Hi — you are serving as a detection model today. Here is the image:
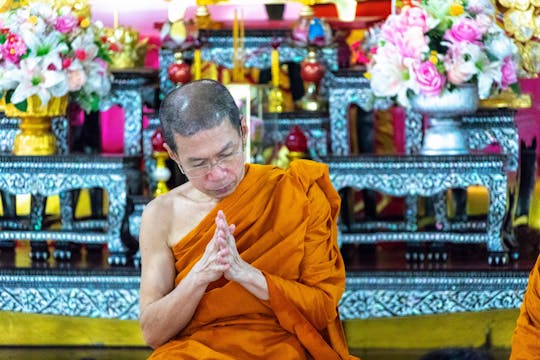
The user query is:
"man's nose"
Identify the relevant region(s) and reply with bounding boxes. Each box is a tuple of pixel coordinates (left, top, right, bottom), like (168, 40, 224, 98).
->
(206, 161, 227, 180)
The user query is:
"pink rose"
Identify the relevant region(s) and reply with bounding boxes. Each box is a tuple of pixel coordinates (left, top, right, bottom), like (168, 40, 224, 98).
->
(446, 63, 472, 85)
(403, 7, 429, 32)
(395, 26, 428, 59)
(380, 14, 407, 45)
(443, 46, 476, 85)
(443, 18, 483, 44)
(67, 69, 87, 91)
(500, 57, 517, 89)
(55, 14, 78, 34)
(475, 14, 492, 34)
(414, 61, 445, 96)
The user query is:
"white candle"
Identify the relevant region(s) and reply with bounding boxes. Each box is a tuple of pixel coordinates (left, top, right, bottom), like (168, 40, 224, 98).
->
(113, 8, 118, 28)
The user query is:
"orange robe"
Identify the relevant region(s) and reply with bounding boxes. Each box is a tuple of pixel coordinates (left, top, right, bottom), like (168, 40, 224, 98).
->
(149, 160, 358, 360)
(511, 255, 540, 359)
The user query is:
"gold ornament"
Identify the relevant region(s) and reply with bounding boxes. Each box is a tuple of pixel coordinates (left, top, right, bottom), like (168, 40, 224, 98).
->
(0, 0, 12, 12)
(54, 0, 91, 18)
(497, 0, 540, 78)
(101, 26, 149, 69)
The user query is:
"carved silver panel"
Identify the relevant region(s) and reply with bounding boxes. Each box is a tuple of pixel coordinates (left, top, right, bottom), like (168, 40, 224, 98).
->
(0, 269, 526, 321)
(105, 89, 142, 156)
(142, 115, 161, 192)
(100, 70, 158, 157)
(262, 112, 329, 159)
(463, 110, 519, 172)
(404, 111, 423, 155)
(340, 271, 527, 319)
(0, 155, 139, 264)
(325, 154, 508, 254)
(327, 71, 375, 155)
(0, 272, 140, 320)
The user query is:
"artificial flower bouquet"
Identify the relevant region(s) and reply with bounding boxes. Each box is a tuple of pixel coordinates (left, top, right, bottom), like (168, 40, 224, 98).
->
(367, 0, 520, 108)
(0, 1, 112, 112)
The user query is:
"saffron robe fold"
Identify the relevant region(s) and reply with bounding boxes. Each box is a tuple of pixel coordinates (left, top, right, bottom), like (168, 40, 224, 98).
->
(149, 160, 358, 360)
(511, 254, 540, 359)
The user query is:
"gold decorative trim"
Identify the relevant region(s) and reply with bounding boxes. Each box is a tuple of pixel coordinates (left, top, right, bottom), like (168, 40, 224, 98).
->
(479, 91, 532, 110)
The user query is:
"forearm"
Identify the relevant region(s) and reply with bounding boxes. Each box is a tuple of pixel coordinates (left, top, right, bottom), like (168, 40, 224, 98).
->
(140, 272, 206, 348)
(236, 265, 269, 300)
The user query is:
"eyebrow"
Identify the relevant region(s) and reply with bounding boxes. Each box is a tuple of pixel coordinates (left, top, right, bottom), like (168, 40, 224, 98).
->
(186, 141, 235, 162)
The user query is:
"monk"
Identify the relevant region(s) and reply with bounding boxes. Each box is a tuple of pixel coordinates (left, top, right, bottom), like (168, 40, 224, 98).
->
(510, 254, 540, 359)
(138, 79, 358, 359)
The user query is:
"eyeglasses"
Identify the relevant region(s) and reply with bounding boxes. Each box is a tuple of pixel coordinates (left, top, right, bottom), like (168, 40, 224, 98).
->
(179, 146, 244, 178)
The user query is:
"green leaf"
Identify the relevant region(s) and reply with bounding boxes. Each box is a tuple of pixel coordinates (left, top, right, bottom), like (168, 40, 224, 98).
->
(0, 33, 6, 44)
(5, 89, 14, 104)
(510, 83, 521, 94)
(14, 99, 28, 112)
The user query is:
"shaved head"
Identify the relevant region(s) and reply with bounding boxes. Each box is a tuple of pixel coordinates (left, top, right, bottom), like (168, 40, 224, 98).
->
(159, 80, 241, 153)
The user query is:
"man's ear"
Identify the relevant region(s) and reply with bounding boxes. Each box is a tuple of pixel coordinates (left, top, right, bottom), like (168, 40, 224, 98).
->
(163, 142, 179, 163)
(240, 116, 249, 143)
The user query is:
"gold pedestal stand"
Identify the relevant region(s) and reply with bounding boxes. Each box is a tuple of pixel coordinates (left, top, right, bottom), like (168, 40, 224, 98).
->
(152, 152, 170, 198)
(5, 95, 68, 156)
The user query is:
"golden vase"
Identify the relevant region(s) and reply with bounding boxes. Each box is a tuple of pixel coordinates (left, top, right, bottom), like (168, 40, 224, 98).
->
(4, 95, 68, 155)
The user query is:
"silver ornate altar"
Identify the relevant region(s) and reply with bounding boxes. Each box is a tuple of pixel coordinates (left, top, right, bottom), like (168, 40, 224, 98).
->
(159, 29, 338, 97)
(405, 108, 519, 171)
(327, 69, 376, 156)
(340, 270, 527, 319)
(102, 68, 159, 157)
(0, 266, 527, 320)
(0, 155, 140, 265)
(263, 111, 329, 159)
(324, 154, 509, 264)
(0, 269, 140, 319)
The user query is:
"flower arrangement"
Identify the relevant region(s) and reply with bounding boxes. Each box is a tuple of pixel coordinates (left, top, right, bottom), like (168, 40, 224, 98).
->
(0, 1, 112, 112)
(367, 0, 519, 108)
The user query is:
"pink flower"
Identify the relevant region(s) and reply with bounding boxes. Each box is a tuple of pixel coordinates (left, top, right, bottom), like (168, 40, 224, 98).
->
(55, 14, 78, 34)
(380, 15, 407, 45)
(500, 57, 517, 89)
(414, 61, 445, 96)
(93, 57, 108, 69)
(394, 26, 429, 59)
(443, 45, 477, 85)
(446, 63, 472, 85)
(403, 7, 429, 32)
(443, 18, 482, 44)
(0, 33, 27, 64)
(74, 49, 86, 61)
(67, 68, 87, 91)
(475, 14, 492, 34)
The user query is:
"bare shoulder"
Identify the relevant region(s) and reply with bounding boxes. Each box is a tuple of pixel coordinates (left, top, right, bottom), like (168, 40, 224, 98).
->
(140, 182, 218, 248)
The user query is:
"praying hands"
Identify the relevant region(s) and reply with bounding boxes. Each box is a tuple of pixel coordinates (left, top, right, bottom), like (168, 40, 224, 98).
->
(196, 210, 269, 300)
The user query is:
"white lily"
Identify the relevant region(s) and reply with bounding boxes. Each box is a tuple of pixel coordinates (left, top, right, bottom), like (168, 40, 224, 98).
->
(0, 63, 20, 92)
(478, 58, 502, 99)
(71, 31, 99, 62)
(20, 29, 68, 70)
(10, 57, 67, 105)
(83, 60, 111, 97)
(370, 45, 419, 107)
